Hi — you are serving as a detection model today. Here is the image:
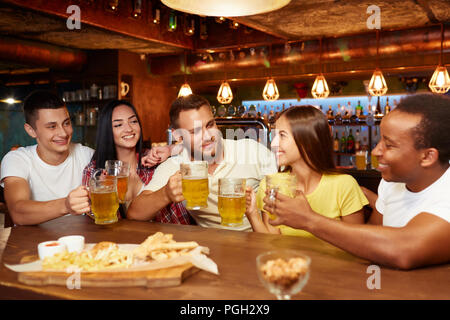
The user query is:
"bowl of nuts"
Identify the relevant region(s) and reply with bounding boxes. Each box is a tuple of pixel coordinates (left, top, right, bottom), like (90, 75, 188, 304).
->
(256, 249, 311, 300)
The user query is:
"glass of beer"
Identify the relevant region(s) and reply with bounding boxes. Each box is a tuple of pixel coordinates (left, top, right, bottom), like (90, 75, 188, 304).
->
(355, 150, 368, 170)
(180, 161, 209, 210)
(105, 160, 130, 204)
(89, 169, 119, 225)
(371, 153, 379, 170)
(265, 172, 298, 220)
(218, 178, 246, 227)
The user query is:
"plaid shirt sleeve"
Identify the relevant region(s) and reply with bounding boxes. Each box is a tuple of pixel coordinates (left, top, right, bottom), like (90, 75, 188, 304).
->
(137, 166, 195, 225)
(82, 160, 97, 187)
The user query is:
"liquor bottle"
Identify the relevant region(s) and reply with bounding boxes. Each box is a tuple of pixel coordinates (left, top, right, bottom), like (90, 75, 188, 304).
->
(384, 97, 391, 115)
(238, 105, 246, 117)
(340, 131, 347, 153)
(347, 129, 355, 154)
(268, 110, 276, 124)
(362, 136, 369, 151)
(355, 100, 364, 117)
(227, 105, 236, 116)
(355, 129, 361, 152)
(373, 126, 379, 150)
(282, 103, 286, 111)
(327, 105, 334, 118)
(375, 96, 382, 115)
(333, 132, 340, 152)
(263, 105, 268, 118)
(248, 105, 257, 117)
(347, 101, 353, 117)
(216, 105, 226, 117)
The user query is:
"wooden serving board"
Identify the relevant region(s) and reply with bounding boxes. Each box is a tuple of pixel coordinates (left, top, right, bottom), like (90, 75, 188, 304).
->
(17, 256, 199, 288)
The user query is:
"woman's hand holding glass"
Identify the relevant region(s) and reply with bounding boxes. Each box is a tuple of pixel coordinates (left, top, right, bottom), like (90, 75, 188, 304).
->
(262, 189, 316, 230)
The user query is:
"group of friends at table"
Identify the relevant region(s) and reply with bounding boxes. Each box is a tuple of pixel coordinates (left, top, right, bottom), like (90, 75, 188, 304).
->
(0, 90, 449, 270)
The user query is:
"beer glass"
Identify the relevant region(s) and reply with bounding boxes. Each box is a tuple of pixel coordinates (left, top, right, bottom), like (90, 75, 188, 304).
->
(180, 161, 209, 210)
(105, 160, 130, 204)
(355, 150, 368, 170)
(265, 173, 298, 220)
(89, 169, 119, 225)
(371, 153, 379, 170)
(218, 178, 246, 227)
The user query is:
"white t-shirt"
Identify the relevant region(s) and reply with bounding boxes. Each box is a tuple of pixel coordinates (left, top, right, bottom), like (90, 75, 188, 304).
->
(0, 143, 94, 201)
(376, 167, 450, 227)
(143, 138, 278, 230)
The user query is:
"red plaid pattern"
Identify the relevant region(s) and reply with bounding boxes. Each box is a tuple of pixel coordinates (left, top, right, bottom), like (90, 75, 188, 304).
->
(82, 159, 194, 225)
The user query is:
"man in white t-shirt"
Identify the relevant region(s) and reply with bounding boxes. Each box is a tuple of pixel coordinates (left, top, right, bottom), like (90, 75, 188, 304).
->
(128, 94, 277, 230)
(0, 90, 94, 225)
(263, 93, 450, 270)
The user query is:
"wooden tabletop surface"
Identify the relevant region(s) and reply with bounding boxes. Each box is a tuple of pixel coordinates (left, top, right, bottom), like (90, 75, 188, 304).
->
(0, 215, 449, 300)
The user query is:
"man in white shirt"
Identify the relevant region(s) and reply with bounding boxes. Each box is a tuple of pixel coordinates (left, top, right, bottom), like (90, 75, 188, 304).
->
(263, 93, 450, 269)
(0, 91, 94, 225)
(128, 94, 277, 230)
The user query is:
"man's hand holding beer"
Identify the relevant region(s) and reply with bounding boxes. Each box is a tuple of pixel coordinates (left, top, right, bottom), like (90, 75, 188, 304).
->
(164, 171, 185, 203)
(65, 186, 91, 215)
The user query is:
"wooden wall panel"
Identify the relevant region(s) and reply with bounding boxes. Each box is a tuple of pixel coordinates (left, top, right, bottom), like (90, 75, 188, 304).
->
(118, 50, 176, 144)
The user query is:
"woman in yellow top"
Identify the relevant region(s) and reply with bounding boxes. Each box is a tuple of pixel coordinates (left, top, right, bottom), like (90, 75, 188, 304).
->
(245, 105, 368, 236)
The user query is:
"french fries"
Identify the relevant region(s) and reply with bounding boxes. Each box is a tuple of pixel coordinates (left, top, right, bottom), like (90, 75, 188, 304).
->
(41, 232, 199, 271)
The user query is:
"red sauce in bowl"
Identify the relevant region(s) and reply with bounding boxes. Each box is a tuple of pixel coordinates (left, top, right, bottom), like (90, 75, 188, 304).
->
(45, 242, 60, 247)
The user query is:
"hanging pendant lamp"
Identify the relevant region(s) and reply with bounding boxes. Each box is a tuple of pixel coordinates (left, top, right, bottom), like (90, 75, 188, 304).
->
(217, 81, 233, 104)
(429, 24, 450, 94)
(368, 30, 388, 96)
(263, 78, 280, 101)
(262, 45, 280, 101)
(178, 52, 193, 98)
(178, 83, 193, 97)
(311, 38, 330, 99)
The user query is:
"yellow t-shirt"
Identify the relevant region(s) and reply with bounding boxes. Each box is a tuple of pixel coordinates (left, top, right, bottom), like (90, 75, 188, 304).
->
(256, 173, 369, 237)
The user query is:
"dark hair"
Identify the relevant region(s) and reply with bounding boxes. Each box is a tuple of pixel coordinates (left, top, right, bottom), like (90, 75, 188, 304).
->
(395, 93, 450, 164)
(169, 94, 210, 128)
(91, 100, 147, 170)
(22, 90, 65, 127)
(278, 105, 338, 174)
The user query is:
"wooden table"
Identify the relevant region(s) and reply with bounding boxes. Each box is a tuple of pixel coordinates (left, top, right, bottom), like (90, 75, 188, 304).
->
(0, 215, 449, 300)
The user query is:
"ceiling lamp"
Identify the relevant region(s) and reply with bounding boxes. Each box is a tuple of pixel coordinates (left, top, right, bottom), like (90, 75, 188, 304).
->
(429, 24, 450, 94)
(183, 15, 195, 36)
(262, 78, 279, 101)
(217, 81, 233, 104)
(152, 6, 161, 24)
(132, 0, 142, 18)
(311, 38, 330, 99)
(0, 97, 21, 104)
(262, 45, 279, 101)
(168, 11, 177, 32)
(107, 0, 119, 12)
(368, 30, 388, 96)
(160, 0, 291, 17)
(178, 52, 193, 97)
(178, 83, 193, 97)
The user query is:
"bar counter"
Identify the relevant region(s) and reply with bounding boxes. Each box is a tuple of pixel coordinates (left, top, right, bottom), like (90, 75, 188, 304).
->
(0, 215, 449, 300)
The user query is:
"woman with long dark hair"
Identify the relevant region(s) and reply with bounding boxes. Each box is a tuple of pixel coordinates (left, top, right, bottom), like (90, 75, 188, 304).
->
(245, 105, 367, 236)
(82, 100, 193, 224)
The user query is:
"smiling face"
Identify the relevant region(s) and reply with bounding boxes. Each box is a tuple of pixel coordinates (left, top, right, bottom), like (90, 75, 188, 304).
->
(372, 110, 424, 184)
(175, 104, 222, 161)
(111, 104, 141, 150)
(271, 115, 302, 167)
(25, 107, 73, 156)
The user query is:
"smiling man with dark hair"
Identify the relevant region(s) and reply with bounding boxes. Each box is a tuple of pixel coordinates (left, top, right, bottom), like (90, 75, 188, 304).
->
(264, 93, 450, 270)
(0, 90, 94, 225)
